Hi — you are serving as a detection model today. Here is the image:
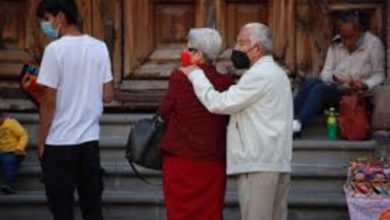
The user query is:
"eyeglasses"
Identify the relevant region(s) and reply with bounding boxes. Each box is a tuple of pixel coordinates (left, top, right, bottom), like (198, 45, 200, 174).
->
(188, 47, 198, 53)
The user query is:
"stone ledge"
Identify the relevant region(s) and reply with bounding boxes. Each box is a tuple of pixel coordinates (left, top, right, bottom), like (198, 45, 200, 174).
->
(0, 190, 346, 208)
(14, 162, 348, 179)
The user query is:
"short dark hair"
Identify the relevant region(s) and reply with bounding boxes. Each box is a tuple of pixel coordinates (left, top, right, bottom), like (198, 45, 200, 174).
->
(338, 11, 369, 32)
(37, 0, 79, 25)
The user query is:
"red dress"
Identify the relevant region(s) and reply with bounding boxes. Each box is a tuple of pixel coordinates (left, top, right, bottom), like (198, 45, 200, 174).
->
(158, 63, 234, 220)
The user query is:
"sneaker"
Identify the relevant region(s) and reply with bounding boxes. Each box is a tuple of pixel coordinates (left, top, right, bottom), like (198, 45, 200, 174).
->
(293, 119, 302, 139)
(1, 185, 16, 194)
(293, 119, 302, 132)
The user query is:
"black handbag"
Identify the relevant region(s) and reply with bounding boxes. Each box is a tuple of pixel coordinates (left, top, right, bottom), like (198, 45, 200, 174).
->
(126, 115, 164, 179)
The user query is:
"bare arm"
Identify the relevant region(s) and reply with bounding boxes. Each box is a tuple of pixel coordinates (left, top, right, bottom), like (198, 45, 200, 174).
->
(38, 86, 56, 157)
(103, 81, 114, 103)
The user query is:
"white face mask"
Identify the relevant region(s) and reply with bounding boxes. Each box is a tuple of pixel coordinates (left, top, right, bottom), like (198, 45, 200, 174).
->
(41, 21, 59, 39)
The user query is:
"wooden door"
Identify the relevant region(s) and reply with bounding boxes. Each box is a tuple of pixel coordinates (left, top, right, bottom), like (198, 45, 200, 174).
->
(123, 0, 210, 80)
(89, 0, 124, 83)
(0, 0, 123, 81)
(117, 0, 272, 108)
(214, 0, 270, 73)
(216, 0, 269, 49)
(123, 0, 271, 78)
(0, 0, 40, 80)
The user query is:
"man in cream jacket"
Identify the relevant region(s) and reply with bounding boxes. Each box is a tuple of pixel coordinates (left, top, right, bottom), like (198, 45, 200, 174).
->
(181, 23, 293, 220)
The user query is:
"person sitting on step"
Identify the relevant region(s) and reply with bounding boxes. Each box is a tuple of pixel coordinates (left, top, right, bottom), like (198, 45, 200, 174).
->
(293, 11, 385, 138)
(0, 113, 28, 194)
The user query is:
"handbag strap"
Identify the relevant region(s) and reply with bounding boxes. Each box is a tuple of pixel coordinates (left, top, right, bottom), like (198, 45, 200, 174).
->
(127, 113, 163, 186)
(129, 161, 161, 186)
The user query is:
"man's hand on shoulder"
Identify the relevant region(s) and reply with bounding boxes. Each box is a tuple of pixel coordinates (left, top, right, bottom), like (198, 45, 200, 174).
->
(180, 65, 200, 77)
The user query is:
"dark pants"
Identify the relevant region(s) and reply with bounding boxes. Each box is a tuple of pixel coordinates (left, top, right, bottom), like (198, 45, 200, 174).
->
(0, 152, 24, 187)
(294, 78, 346, 125)
(40, 141, 104, 220)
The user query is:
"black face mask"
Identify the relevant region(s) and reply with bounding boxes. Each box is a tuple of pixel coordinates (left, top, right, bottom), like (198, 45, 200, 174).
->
(230, 50, 250, 69)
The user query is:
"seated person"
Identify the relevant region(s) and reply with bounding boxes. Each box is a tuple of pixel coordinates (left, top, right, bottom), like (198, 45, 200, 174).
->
(0, 113, 29, 194)
(293, 11, 385, 137)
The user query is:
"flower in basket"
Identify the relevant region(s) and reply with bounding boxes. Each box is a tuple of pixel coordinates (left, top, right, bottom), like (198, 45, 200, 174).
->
(349, 170, 373, 195)
(371, 171, 388, 196)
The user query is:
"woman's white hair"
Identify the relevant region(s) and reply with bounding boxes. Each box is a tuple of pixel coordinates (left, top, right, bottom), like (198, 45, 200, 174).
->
(243, 23, 272, 52)
(187, 28, 222, 61)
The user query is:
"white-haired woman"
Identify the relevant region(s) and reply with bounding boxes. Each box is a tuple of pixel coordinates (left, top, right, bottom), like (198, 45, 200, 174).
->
(158, 28, 234, 220)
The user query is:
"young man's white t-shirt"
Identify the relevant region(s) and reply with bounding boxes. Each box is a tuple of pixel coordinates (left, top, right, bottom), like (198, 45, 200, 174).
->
(38, 35, 113, 146)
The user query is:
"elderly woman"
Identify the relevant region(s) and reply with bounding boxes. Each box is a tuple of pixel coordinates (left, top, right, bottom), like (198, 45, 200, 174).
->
(158, 28, 234, 220)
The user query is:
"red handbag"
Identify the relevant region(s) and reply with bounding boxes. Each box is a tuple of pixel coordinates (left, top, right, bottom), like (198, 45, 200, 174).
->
(338, 93, 371, 140)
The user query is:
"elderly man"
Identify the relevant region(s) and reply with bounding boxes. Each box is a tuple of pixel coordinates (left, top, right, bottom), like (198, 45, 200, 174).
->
(293, 11, 385, 136)
(182, 23, 293, 220)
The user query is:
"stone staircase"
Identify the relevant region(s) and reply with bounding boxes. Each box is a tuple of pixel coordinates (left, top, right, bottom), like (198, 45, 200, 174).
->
(0, 113, 378, 220)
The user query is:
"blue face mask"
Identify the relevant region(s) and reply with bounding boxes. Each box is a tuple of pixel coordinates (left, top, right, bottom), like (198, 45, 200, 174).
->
(41, 21, 59, 39)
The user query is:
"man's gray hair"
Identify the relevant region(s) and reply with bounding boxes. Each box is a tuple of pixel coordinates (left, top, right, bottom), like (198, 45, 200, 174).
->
(243, 23, 272, 52)
(187, 28, 222, 61)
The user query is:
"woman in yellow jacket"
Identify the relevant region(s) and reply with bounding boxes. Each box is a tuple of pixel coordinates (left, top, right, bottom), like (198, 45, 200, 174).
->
(0, 113, 28, 194)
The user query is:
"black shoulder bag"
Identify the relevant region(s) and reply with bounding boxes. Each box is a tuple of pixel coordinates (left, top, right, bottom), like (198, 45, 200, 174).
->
(125, 115, 164, 183)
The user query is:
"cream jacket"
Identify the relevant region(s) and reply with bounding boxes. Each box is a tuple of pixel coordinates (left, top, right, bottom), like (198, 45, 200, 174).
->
(188, 56, 293, 174)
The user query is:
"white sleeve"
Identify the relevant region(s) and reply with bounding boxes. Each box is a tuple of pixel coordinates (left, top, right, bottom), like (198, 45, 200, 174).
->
(102, 44, 113, 83)
(320, 47, 335, 83)
(188, 68, 270, 115)
(37, 44, 61, 89)
(362, 40, 385, 89)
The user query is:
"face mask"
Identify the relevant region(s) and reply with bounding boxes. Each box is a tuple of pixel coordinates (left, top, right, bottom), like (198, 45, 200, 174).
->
(230, 50, 250, 69)
(180, 50, 192, 67)
(41, 21, 59, 39)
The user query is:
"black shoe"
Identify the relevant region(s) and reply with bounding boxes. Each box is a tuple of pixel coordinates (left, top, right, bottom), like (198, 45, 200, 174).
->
(1, 185, 16, 194)
(293, 131, 302, 139)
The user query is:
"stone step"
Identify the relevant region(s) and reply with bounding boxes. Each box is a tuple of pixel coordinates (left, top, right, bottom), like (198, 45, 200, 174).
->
(6, 112, 376, 139)
(0, 98, 37, 111)
(0, 112, 362, 220)
(4, 112, 150, 124)
(3, 112, 378, 165)
(126, 48, 233, 80)
(20, 138, 376, 165)
(0, 62, 24, 79)
(0, 88, 25, 99)
(0, 189, 348, 220)
(7, 162, 348, 192)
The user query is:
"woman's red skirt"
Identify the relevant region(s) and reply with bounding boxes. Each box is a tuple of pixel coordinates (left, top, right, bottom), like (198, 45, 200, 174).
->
(163, 156, 227, 220)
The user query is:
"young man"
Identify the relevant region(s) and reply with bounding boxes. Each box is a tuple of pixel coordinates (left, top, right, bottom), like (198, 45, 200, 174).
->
(0, 113, 28, 194)
(36, 0, 114, 219)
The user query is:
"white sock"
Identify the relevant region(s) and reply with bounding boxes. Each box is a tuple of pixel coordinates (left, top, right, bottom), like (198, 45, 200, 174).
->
(293, 120, 302, 132)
